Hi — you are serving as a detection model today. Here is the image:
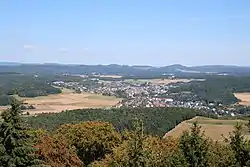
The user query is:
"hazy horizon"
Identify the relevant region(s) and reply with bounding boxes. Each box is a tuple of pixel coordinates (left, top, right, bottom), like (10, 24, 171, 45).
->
(1, 61, 250, 68)
(1, 1, 249, 66)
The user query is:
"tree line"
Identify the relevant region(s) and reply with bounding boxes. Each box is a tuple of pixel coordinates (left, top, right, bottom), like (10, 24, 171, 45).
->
(27, 107, 216, 136)
(1, 100, 250, 166)
(0, 74, 85, 105)
(170, 76, 250, 105)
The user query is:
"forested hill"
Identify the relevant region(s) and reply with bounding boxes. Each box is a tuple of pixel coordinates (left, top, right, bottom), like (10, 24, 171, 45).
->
(0, 63, 250, 76)
(170, 76, 250, 105)
(27, 107, 215, 136)
(0, 74, 83, 105)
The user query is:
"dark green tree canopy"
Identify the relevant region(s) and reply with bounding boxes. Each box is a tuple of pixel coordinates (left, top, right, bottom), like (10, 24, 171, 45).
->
(0, 99, 43, 167)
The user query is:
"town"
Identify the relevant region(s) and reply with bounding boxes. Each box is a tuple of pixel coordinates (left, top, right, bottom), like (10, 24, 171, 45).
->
(52, 76, 246, 117)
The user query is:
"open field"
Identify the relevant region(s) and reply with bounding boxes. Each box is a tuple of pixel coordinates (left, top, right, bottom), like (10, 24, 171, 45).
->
(99, 75, 123, 78)
(234, 93, 250, 106)
(124, 78, 193, 84)
(18, 88, 121, 115)
(0, 88, 121, 115)
(92, 74, 123, 78)
(164, 116, 250, 141)
(150, 79, 193, 84)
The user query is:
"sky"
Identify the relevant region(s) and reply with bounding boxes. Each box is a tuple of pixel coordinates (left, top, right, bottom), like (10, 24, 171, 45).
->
(0, 0, 249, 66)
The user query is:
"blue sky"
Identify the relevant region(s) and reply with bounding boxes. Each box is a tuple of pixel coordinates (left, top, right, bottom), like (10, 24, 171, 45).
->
(0, 0, 249, 66)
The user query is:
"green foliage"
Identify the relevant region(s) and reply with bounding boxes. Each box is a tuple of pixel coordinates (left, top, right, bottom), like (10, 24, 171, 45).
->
(144, 136, 180, 167)
(170, 76, 250, 105)
(12, 111, 250, 166)
(20, 105, 36, 110)
(226, 123, 250, 167)
(0, 99, 43, 167)
(27, 107, 214, 136)
(56, 121, 121, 166)
(0, 74, 63, 105)
(124, 119, 150, 167)
(209, 142, 236, 167)
(178, 122, 211, 167)
(114, 90, 127, 98)
(92, 119, 151, 167)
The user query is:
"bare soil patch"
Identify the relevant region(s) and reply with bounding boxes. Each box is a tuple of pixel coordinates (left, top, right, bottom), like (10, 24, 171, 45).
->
(234, 93, 250, 106)
(164, 116, 250, 142)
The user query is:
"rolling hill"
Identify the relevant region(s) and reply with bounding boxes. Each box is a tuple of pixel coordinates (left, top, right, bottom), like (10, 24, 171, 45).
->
(0, 63, 250, 76)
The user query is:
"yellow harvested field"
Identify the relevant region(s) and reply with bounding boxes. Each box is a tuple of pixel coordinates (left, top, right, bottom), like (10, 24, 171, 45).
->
(164, 116, 250, 142)
(150, 79, 192, 84)
(234, 93, 250, 106)
(20, 92, 121, 115)
(125, 78, 193, 85)
(0, 88, 121, 115)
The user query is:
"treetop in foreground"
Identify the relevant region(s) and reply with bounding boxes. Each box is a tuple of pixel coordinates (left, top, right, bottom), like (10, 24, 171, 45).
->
(0, 99, 43, 167)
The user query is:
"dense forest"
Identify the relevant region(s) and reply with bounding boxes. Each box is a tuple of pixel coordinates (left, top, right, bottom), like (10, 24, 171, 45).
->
(170, 76, 250, 105)
(1, 100, 250, 167)
(0, 74, 84, 105)
(27, 107, 215, 136)
(0, 74, 61, 105)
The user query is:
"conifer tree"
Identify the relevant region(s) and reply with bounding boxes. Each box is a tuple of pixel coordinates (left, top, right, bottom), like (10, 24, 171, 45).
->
(227, 123, 250, 167)
(126, 119, 149, 167)
(0, 99, 43, 167)
(179, 122, 210, 167)
(91, 119, 150, 167)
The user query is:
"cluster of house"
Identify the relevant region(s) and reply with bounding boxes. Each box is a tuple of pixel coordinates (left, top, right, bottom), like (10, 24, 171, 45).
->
(52, 79, 239, 117)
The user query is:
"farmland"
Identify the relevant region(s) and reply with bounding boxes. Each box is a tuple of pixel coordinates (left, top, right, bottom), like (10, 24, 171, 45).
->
(164, 116, 250, 141)
(98, 75, 123, 78)
(124, 78, 193, 84)
(235, 93, 250, 106)
(18, 88, 121, 115)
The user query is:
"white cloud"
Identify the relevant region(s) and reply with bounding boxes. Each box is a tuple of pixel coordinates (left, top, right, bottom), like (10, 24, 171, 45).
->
(59, 47, 69, 52)
(83, 48, 89, 51)
(23, 45, 36, 49)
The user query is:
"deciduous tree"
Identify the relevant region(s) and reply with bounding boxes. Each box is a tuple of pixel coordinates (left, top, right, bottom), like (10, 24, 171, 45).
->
(35, 134, 83, 167)
(56, 121, 121, 166)
(92, 119, 152, 167)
